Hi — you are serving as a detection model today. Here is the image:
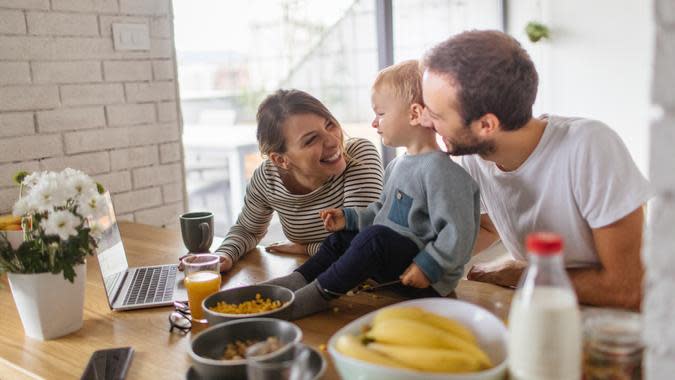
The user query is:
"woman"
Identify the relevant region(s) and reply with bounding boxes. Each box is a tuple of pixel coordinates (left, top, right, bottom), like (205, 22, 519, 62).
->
(214, 89, 384, 272)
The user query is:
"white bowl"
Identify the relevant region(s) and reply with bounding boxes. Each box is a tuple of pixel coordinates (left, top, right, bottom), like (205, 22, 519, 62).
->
(328, 298, 508, 380)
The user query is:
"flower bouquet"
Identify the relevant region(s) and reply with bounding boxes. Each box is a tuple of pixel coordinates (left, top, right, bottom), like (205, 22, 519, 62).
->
(0, 168, 107, 340)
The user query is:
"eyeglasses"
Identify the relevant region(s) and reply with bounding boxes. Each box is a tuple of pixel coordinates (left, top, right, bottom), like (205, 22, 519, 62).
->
(169, 301, 192, 334)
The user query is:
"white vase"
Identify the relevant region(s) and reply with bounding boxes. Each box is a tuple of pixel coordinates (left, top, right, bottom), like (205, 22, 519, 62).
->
(7, 263, 86, 340)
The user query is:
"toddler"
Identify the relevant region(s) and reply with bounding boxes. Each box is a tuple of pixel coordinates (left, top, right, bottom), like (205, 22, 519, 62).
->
(265, 60, 480, 319)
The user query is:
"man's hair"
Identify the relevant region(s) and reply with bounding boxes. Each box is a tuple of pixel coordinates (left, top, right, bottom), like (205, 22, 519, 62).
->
(372, 59, 424, 106)
(423, 30, 538, 131)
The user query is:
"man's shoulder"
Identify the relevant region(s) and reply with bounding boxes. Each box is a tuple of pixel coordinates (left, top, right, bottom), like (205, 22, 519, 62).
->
(547, 115, 619, 145)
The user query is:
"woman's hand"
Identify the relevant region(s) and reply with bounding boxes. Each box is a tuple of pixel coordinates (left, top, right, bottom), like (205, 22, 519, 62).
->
(218, 255, 233, 273)
(178, 254, 234, 273)
(266, 241, 307, 255)
(319, 208, 346, 231)
(400, 263, 431, 288)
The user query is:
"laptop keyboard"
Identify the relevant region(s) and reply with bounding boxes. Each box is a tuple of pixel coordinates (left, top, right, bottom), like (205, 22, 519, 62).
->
(122, 265, 176, 305)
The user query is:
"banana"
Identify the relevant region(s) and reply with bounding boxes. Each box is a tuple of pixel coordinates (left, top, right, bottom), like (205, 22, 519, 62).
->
(335, 335, 408, 369)
(0, 224, 22, 231)
(373, 307, 477, 345)
(365, 318, 492, 369)
(0, 214, 21, 229)
(368, 343, 482, 373)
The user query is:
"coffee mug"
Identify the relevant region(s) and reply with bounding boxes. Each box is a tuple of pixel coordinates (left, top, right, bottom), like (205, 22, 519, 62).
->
(179, 211, 214, 253)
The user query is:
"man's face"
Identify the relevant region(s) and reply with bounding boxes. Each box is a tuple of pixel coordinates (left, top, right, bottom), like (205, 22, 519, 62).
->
(421, 70, 495, 156)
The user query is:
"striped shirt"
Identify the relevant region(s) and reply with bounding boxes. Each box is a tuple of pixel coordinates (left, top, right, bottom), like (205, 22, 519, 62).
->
(215, 138, 384, 263)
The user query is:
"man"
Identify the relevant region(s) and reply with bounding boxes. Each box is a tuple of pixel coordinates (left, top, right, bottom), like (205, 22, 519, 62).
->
(420, 30, 651, 310)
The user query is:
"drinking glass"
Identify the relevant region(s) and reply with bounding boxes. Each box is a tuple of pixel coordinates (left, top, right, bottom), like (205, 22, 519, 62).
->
(246, 342, 311, 380)
(182, 254, 221, 322)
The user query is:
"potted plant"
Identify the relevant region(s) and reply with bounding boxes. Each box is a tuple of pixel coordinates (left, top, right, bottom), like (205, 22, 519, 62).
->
(0, 168, 106, 340)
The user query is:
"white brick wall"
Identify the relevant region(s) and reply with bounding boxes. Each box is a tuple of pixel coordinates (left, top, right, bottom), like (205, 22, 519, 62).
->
(26, 12, 99, 36)
(0, 1, 186, 228)
(106, 103, 155, 126)
(0, 62, 30, 85)
(103, 60, 152, 81)
(0, 9, 26, 34)
(33, 61, 102, 83)
(0, 113, 34, 137)
(645, 0, 675, 376)
(37, 106, 106, 132)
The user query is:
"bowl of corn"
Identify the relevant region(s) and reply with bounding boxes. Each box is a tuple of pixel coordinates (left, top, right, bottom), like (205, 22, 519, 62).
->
(203, 284, 295, 325)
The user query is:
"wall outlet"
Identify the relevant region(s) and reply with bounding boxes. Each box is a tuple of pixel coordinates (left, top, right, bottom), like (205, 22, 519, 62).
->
(112, 23, 150, 51)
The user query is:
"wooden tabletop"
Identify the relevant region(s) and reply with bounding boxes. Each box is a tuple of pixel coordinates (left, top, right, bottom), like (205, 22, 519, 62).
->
(0, 222, 514, 380)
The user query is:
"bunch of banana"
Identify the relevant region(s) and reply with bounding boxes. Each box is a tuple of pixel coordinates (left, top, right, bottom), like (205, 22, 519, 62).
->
(335, 306, 493, 373)
(0, 214, 22, 231)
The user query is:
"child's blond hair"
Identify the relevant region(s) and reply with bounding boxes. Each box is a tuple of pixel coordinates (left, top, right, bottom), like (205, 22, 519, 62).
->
(372, 59, 424, 106)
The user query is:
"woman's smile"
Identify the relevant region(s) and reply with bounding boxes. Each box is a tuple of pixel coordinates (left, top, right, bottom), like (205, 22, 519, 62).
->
(320, 150, 342, 165)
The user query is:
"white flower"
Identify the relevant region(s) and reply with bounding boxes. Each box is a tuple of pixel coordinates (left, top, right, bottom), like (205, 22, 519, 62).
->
(61, 168, 85, 179)
(21, 171, 44, 188)
(78, 193, 106, 218)
(67, 172, 97, 201)
(40, 210, 80, 241)
(32, 179, 68, 213)
(13, 195, 37, 216)
(88, 221, 103, 240)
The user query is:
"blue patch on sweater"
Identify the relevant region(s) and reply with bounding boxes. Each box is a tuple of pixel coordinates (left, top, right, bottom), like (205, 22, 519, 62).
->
(387, 189, 413, 227)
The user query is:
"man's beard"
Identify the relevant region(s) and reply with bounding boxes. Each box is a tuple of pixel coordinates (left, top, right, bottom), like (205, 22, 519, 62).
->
(445, 130, 496, 156)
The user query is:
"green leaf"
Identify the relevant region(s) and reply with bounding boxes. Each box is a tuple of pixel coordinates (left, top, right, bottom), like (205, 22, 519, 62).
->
(13, 170, 29, 185)
(525, 21, 550, 43)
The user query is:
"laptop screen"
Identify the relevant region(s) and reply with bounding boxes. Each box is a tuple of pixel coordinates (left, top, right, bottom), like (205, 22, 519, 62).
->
(95, 193, 129, 303)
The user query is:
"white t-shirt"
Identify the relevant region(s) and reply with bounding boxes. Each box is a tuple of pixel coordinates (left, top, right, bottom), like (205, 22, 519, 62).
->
(460, 115, 652, 266)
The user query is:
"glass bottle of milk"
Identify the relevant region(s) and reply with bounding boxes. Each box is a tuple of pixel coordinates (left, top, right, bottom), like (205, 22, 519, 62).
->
(508, 232, 582, 380)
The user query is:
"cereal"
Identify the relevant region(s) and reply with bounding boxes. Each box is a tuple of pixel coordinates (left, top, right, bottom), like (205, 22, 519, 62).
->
(209, 293, 285, 315)
(222, 336, 281, 360)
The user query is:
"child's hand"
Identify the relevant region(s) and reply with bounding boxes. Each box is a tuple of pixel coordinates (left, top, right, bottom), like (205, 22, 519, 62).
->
(400, 263, 431, 288)
(319, 208, 346, 231)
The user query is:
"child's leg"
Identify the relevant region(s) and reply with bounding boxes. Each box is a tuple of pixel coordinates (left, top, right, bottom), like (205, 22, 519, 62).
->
(290, 226, 418, 320)
(316, 225, 419, 295)
(260, 230, 358, 291)
(294, 230, 358, 283)
(260, 272, 307, 291)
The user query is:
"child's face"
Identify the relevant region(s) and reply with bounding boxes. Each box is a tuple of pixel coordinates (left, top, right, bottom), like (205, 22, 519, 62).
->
(371, 87, 411, 147)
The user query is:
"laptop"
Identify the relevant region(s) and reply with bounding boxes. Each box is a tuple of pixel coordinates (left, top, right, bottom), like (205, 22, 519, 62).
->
(95, 193, 187, 310)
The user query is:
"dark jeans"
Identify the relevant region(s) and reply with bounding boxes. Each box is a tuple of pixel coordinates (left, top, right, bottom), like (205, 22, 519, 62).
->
(295, 225, 441, 298)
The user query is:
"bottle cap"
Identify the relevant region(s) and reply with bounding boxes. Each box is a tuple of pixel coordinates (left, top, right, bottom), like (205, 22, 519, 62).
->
(526, 232, 563, 255)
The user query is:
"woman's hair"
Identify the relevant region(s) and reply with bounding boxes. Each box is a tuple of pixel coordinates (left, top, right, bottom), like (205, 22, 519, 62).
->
(256, 89, 343, 157)
(423, 30, 538, 131)
(372, 59, 424, 106)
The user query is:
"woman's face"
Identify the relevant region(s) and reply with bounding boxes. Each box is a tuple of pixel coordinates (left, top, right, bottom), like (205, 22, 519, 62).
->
(274, 112, 346, 187)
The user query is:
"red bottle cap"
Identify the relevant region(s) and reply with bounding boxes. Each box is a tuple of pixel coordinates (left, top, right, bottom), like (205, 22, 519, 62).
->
(526, 232, 563, 255)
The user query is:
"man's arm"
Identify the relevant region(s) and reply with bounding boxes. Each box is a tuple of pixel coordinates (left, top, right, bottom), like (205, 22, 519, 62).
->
(468, 207, 645, 310)
(472, 214, 499, 255)
(568, 206, 644, 310)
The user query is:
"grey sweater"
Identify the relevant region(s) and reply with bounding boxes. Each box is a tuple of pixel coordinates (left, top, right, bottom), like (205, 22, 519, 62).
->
(343, 151, 480, 296)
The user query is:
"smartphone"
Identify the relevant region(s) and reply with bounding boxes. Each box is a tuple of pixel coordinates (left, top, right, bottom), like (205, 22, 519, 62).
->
(80, 347, 134, 380)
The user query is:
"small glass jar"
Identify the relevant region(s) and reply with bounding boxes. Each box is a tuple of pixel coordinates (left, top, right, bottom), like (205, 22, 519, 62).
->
(582, 309, 643, 380)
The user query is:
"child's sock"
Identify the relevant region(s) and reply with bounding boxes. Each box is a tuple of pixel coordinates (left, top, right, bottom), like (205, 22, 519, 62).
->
(260, 271, 307, 291)
(290, 280, 332, 320)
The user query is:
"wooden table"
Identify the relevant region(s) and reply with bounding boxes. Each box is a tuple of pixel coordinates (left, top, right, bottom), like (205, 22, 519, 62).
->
(0, 222, 514, 380)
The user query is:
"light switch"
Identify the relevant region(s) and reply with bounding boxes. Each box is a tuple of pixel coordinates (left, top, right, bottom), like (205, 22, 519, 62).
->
(112, 23, 150, 51)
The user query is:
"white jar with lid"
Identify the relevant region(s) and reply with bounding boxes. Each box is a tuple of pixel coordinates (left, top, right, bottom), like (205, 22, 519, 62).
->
(508, 232, 582, 380)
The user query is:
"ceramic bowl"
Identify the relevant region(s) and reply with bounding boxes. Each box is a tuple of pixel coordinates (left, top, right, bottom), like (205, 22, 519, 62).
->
(202, 284, 295, 325)
(189, 317, 302, 380)
(328, 298, 508, 380)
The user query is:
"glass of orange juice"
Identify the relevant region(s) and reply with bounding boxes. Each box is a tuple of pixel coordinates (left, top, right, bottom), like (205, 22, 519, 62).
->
(182, 254, 222, 323)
